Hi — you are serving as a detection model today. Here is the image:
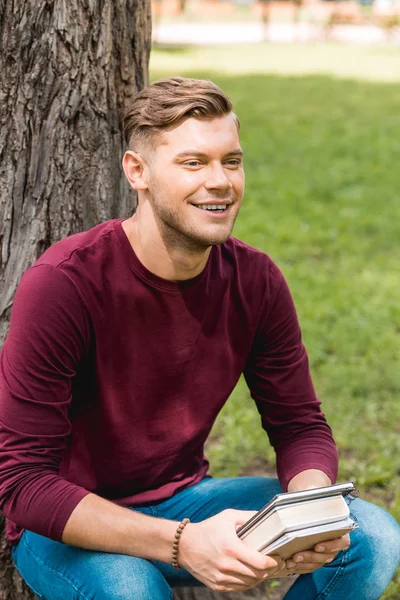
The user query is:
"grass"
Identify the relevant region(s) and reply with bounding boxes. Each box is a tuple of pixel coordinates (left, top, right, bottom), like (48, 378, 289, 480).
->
(150, 43, 400, 596)
(151, 43, 400, 83)
(150, 42, 400, 83)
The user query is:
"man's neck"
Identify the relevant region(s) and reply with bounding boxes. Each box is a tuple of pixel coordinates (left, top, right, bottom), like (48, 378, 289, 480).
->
(122, 214, 211, 282)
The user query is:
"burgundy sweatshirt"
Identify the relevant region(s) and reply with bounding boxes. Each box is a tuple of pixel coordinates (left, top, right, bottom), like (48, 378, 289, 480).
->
(0, 219, 338, 545)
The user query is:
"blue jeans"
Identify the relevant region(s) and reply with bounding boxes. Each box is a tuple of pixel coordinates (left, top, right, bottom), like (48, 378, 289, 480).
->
(12, 477, 400, 599)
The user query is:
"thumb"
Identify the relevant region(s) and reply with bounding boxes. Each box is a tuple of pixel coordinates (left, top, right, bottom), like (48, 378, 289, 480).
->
(228, 509, 258, 528)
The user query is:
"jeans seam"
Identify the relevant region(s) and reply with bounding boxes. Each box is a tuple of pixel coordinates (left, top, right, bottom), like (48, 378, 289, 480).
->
(315, 547, 350, 600)
(21, 535, 90, 600)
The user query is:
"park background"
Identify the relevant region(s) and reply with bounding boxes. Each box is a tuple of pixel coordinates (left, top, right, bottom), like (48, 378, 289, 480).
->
(150, 1, 400, 598)
(0, 1, 398, 598)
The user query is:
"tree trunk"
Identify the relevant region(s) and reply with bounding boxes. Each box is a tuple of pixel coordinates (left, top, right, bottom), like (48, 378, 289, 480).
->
(0, 0, 151, 597)
(0, 0, 151, 343)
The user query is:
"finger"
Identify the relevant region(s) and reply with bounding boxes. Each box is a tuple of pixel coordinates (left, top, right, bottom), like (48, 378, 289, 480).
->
(272, 559, 288, 573)
(294, 553, 338, 572)
(286, 551, 335, 569)
(314, 534, 351, 553)
(232, 541, 282, 571)
(219, 557, 278, 582)
(210, 566, 271, 592)
(268, 565, 288, 578)
(291, 555, 337, 572)
(222, 563, 267, 581)
(288, 562, 324, 574)
(230, 510, 259, 528)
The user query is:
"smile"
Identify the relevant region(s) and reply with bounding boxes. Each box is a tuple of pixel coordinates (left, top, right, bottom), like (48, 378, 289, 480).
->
(192, 204, 228, 212)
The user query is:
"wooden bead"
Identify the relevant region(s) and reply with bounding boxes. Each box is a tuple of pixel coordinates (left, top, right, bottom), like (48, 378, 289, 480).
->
(172, 518, 190, 570)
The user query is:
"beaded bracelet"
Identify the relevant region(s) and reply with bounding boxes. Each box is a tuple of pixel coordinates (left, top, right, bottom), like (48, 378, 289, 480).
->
(172, 517, 190, 570)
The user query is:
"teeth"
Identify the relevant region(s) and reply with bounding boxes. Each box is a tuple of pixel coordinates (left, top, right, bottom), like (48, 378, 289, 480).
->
(197, 204, 227, 211)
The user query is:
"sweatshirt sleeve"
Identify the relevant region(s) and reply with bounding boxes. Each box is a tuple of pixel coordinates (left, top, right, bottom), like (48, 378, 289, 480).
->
(0, 264, 91, 541)
(243, 261, 338, 491)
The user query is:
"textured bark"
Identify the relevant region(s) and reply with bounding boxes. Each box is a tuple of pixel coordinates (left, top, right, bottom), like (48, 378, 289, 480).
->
(0, 0, 151, 343)
(0, 515, 35, 600)
(0, 0, 151, 597)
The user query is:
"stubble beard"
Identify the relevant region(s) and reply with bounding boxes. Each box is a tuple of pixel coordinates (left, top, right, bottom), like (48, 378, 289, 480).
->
(150, 184, 239, 254)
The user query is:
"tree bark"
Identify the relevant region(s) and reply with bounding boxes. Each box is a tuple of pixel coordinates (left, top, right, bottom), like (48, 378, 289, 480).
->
(0, 0, 151, 343)
(0, 1, 151, 597)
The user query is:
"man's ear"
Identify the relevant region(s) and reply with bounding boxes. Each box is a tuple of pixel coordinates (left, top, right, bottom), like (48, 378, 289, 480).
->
(122, 151, 148, 191)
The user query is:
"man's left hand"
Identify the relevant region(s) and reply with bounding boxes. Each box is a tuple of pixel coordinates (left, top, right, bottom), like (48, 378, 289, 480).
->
(285, 533, 350, 574)
(284, 469, 351, 574)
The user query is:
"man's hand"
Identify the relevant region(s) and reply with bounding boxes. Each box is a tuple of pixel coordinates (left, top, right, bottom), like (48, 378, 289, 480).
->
(285, 469, 351, 575)
(285, 534, 350, 574)
(178, 509, 287, 592)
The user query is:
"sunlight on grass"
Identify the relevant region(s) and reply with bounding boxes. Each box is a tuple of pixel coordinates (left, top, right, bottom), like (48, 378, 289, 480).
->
(151, 43, 400, 83)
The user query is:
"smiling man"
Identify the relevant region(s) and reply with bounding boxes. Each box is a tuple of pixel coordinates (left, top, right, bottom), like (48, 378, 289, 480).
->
(122, 111, 244, 278)
(1, 77, 399, 600)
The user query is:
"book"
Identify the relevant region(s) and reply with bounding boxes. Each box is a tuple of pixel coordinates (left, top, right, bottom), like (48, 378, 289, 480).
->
(239, 495, 350, 551)
(260, 518, 356, 560)
(237, 482, 358, 560)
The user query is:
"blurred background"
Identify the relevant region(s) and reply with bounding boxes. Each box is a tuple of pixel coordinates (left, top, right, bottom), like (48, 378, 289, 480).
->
(150, 2, 399, 598)
(152, 0, 400, 44)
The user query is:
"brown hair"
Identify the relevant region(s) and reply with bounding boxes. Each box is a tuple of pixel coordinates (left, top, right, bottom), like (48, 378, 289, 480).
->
(123, 76, 238, 151)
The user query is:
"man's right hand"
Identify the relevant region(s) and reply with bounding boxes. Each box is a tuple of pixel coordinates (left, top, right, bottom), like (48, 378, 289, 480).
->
(178, 509, 286, 592)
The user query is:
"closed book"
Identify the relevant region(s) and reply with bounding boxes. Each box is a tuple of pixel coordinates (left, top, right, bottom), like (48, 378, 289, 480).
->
(261, 518, 358, 560)
(240, 495, 350, 552)
(237, 482, 358, 562)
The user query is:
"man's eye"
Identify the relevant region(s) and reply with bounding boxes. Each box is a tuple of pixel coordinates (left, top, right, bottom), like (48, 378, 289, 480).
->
(184, 161, 201, 167)
(226, 159, 241, 167)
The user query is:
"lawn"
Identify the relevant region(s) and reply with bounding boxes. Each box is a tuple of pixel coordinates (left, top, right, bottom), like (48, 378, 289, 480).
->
(150, 43, 400, 597)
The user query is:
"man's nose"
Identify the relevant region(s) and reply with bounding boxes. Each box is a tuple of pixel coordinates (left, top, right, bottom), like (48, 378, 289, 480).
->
(204, 164, 232, 191)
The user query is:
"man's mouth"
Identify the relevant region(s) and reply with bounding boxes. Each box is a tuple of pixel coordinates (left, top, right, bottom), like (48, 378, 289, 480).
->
(191, 203, 229, 213)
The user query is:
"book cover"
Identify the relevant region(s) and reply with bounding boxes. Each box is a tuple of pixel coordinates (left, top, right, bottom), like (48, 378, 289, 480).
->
(237, 481, 358, 561)
(262, 518, 358, 560)
(240, 495, 350, 552)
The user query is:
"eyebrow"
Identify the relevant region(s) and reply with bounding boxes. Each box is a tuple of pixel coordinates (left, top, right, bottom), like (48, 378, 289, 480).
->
(174, 149, 244, 159)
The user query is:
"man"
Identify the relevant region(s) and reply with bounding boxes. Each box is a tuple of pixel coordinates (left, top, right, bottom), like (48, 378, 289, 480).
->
(0, 77, 399, 599)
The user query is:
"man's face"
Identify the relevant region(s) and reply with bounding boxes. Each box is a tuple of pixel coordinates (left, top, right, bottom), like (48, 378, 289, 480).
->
(142, 113, 245, 251)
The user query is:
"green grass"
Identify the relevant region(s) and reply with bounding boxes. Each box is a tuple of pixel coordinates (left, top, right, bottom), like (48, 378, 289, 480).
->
(150, 44, 400, 596)
(151, 43, 400, 83)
